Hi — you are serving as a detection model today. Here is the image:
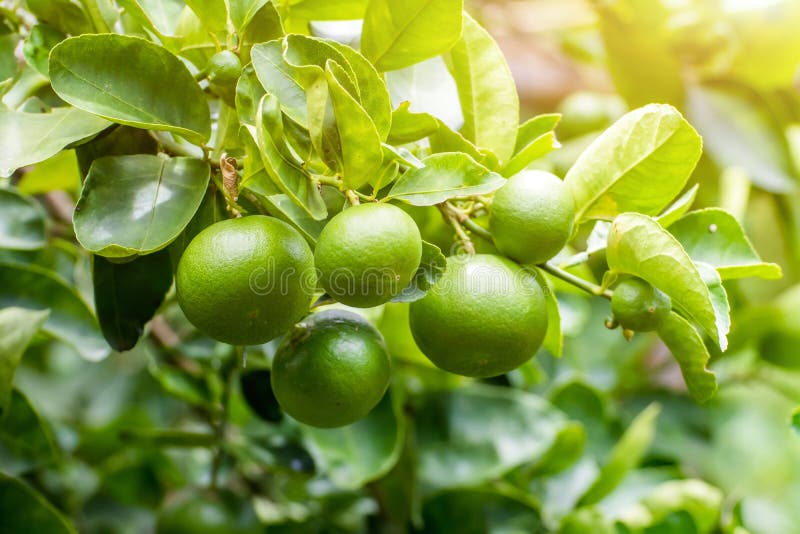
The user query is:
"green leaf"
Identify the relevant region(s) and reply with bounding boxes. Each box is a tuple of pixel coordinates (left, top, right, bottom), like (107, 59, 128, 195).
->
(246, 95, 327, 220)
(515, 113, 561, 152)
(300, 389, 403, 490)
(250, 40, 308, 126)
(22, 24, 65, 77)
(184, 0, 228, 32)
(503, 131, 559, 177)
(50, 35, 211, 144)
(687, 86, 795, 194)
(361, 0, 464, 72)
(117, 0, 184, 43)
(0, 188, 47, 251)
(607, 213, 728, 350)
(447, 13, 519, 165)
(392, 240, 447, 303)
(0, 308, 49, 416)
(0, 472, 75, 533)
(565, 104, 702, 222)
(148, 361, 210, 407)
(656, 184, 699, 228)
(287, 0, 368, 20)
(387, 101, 439, 144)
(324, 61, 384, 189)
(429, 119, 498, 169)
(386, 152, 504, 206)
(657, 312, 718, 403)
(73, 155, 210, 257)
(26, 0, 93, 36)
(593, 0, 684, 108)
(93, 250, 172, 352)
(0, 389, 59, 468)
(228, 0, 270, 33)
(0, 107, 111, 177)
(16, 150, 82, 196)
(326, 40, 392, 140)
(578, 403, 660, 506)
(669, 208, 782, 280)
(0, 263, 107, 361)
(422, 490, 544, 532)
(640, 479, 723, 534)
(415, 384, 572, 490)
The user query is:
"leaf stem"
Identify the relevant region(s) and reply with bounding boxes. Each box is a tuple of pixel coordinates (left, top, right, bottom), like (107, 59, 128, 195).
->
(539, 262, 613, 300)
(438, 203, 475, 254)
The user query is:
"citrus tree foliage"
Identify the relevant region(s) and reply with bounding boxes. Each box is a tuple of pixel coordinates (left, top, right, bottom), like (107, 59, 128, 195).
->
(0, 0, 797, 532)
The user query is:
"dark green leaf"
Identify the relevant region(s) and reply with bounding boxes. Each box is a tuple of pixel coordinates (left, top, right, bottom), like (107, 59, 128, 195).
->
(26, 0, 93, 35)
(657, 312, 718, 403)
(670, 208, 782, 280)
(392, 240, 447, 303)
(0, 471, 75, 533)
(607, 213, 728, 350)
(386, 152, 505, 206)
(300, 389, 402, 490)
(421, 490, 544, 533)
(447, 14, 519, 165)
(22, 24, 64, 77)
(50, 35, 211, 143)
(0, 188, 47, 251)
(361, 0, 463, 71)
(74, 155, 210, 257)
(0, 389, 59, 468)
(578, 403, 660, 505)
(0, 308, 49, 416)
(565, 105, 702, 222)
(0, 263, 107, 361)
(93, 250, 173, 352)
(0, 107, 111, 177)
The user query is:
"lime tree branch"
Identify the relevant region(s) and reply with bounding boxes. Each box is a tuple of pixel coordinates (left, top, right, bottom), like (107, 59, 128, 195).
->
(539, 262, 613, 300)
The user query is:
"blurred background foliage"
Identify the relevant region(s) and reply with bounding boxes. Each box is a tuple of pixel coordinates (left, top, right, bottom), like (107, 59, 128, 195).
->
(3, 0, 800, 532)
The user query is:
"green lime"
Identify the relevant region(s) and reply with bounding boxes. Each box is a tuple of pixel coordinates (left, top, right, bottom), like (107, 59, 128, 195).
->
(315, 203, 422, 308)
(157, 490, 258, 534)
(206, 50, 241, 86)
(240, 369, 282, 423)
(176, 215, 315, 346)
(409, 254, 548, 377)
(271, 310, 391, 428)
(489, 170, 576, 265)
(611, 277, 671, 332)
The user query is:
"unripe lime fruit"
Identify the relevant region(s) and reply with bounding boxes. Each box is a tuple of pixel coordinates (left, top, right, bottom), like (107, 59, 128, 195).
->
(611, 277, 671, 332)
(176, 216, 315, 346)
(489, 170, 576, 265)
(314, 203, 422, 308)
(206, 50, 241, 86)
(409, 254, 548, 377)
(271, 310, 391, 428)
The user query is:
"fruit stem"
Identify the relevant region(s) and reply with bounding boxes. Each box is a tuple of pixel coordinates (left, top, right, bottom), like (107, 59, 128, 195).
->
(539, 262, 613, 300)
(461, 216, 493, 243)
(438, 203, 475, 254)
(345, 190, 360, 206)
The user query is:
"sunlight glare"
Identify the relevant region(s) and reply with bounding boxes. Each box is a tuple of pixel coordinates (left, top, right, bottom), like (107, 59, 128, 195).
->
(723, 0, 783, 13)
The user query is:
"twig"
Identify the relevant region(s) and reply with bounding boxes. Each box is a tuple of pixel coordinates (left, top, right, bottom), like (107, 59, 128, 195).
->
(539, 262, 613, 300)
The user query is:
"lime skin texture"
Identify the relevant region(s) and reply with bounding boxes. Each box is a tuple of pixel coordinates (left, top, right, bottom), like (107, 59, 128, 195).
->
(489, 170, 576, 265)
(315, 203, 423, 308)
(271, 309, 392, 428)
(409, 254, 548, 378)
(176, 215, 316, 346)
(611, 276, 671, 332)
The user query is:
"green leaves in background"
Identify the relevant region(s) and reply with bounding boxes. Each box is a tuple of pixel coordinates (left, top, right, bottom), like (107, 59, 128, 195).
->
(93, 250, 173, 352)
(74, 155, 210, 257)
(687, 86, 795, 194)
(0, 263, 107, 361)
(50, 35, 211, 144)
(578, 403, 660, 506)
(657, 312, 717, 403)
(300, 390, 403, 490)
(386, 152, 504, 205)
(670, 208, 782, 280)
(0, 308, 49, 416)
(447, 13, 519, 165)
(607, 213, 728, 350)
(0, 107, 110, 177)
(415, 384, 578, 490)
(565, 104, 702, 222)
(361, 0, 464, 72)
(422, 490, 543, 532)
(0, 188, 47, 250)
(0, 389, 60, 470)
(0, 472, 75, 533)
(503, 113, 561, 177)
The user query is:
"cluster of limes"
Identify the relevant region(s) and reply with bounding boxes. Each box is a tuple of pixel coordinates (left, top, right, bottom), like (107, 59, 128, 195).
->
(175, 170, 672, 428)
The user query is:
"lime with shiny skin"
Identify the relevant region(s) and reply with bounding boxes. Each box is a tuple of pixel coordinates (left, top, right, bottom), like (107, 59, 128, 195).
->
(611, 277, 671, 332)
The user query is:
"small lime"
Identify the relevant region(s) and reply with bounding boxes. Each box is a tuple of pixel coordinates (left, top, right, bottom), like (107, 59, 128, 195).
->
(611, 277, 671, 332)
(271, 310, 391, 428)
(206, 50, 241, 86)
(176, 216, 315, 346)
(489, 170, 576, 265)
(409, 254, 548, 377)
(315, 203, 422, 307)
